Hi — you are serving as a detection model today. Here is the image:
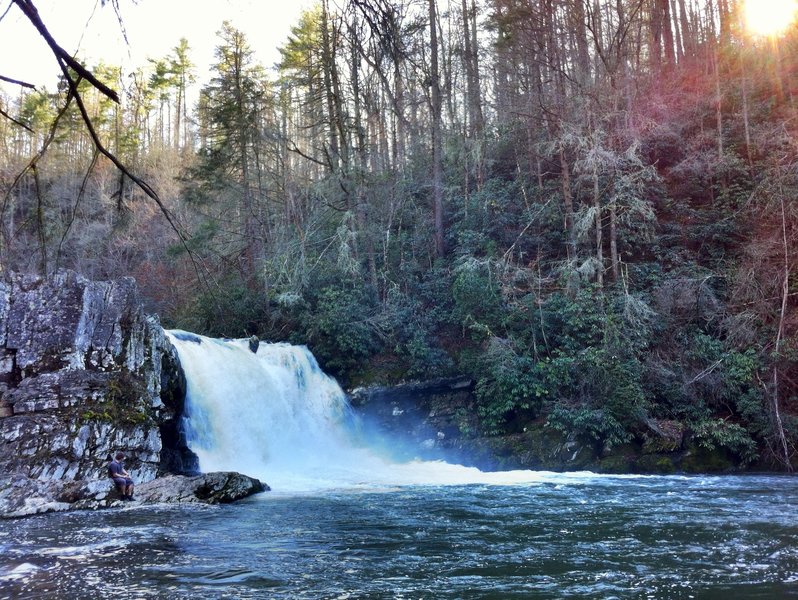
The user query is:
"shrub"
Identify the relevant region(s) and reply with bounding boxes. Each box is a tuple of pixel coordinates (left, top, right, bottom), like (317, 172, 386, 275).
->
(474, 337, 547, 435)
(691, 418, 758, 464)
(298, 284, 381, 380)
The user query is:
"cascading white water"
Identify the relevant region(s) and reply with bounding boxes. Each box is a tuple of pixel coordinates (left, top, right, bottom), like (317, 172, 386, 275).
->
(167, 330, 633, 491)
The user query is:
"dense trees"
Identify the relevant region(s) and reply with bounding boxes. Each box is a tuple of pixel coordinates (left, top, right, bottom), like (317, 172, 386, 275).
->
(1, 0, 796, 469)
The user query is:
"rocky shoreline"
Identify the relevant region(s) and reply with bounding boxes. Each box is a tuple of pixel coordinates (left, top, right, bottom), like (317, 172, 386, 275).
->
(0, 471, 267, 519)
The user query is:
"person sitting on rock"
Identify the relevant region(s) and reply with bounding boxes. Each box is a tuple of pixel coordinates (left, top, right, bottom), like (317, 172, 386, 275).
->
(108, 452, 135, 501)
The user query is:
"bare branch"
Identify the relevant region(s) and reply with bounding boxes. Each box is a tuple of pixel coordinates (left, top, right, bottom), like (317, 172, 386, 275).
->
(0, 74, 35, 89)
(12, 0, 120, 103)
(0, 105, 33, 132)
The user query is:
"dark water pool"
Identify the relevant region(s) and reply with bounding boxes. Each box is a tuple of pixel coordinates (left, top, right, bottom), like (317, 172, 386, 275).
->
(1, 473, 798, 599)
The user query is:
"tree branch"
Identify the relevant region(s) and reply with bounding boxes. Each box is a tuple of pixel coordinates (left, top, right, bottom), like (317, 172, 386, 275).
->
(0, 105, 33, 132)
(12, 0, 119, 103)
(0, 74, 35, 88)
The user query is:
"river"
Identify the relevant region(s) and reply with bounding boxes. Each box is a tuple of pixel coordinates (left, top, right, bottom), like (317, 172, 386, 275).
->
(1, 473, 797, 598)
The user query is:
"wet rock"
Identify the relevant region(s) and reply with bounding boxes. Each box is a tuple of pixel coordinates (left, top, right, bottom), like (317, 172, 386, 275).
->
(1, 471, 268, 518)
(134, 472, 268, 504)
(0, 476, 73, 519)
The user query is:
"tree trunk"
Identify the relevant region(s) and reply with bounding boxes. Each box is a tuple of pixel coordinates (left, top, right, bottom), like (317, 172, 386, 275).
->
(321, 0, 341, 172)
(610, 201, 619, 280)
(677, 0, 692, 59)
(573, 0, 592, 83)
(350, 23, 379, 291)
(771, 182, 793, 470)
(559, 142, 577, 261)
(429, 0, 445, 257)
(659, 0, 675, 67)
(593, 156, 604, 288)
(714, 49, 724, 160)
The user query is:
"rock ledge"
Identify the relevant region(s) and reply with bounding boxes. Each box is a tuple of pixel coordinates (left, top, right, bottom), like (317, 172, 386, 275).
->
(0, 471, 267, 518)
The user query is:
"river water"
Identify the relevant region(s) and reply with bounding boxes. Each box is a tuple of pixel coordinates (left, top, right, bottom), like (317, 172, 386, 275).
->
(1, 473, 797, 599)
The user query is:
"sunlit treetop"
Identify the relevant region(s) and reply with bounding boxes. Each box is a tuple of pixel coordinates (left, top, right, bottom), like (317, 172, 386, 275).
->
(743, 0, 798, 37)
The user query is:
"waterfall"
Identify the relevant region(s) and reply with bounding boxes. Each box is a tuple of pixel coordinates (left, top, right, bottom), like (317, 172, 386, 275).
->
(167, 330, 600, 491)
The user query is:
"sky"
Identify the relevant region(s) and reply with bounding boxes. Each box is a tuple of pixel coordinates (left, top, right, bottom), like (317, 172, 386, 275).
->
(0, 0, 317, 93)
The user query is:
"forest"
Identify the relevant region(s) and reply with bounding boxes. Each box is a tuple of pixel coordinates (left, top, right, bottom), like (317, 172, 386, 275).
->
(0, 0, 796, 470)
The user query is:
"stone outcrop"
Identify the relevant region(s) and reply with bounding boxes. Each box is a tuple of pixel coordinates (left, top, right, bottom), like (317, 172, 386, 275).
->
(352, 377, 596, 470)
(133, 472, 267, 504)
(0, 471, 267, 518)
(0, 270, 205, 518)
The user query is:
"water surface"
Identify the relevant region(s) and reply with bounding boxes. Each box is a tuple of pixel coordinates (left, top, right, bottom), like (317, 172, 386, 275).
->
(1, 473, 797, 599)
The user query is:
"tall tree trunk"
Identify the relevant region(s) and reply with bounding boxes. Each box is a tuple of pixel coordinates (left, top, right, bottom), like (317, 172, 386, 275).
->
(573, 0, 592, 83)
(713, 49, 724, 160)
(350, 25, 379, 291)
(593, 153, 603, 288)
(321, 0, 340, 172)
(429, 0, 445, 257)
(651, 0, 663, 70)
(740, 51, 753, 167)
(559, 142, 577, 261)
(393, 58, 406, 167)
(677, 0, 692, 59)
(469, 0, 483, 133)
(771, 185, 793, 470)
(462, 0, 483, 136)
(659, 0, 675, 67)
(670, 0, 684, 62)
(609, 201, 619, 280)
(233, 43, 257, 285)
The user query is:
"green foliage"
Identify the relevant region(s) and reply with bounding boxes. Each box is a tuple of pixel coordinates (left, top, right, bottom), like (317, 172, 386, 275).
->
(452, 259, 503, 338)
(297, 284, 381, 380)
(691, 419, 758, 464)
(82, 372, 151, 426)
(473, 337, 547, 435)
(547, 405, 631, 450)
(403, 329, 452, 379)
(542, 289, 608, 354)
(173, 280, 269, 338)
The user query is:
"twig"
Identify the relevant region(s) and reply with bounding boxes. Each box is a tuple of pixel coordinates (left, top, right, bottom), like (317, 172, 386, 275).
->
(0, 105, 33, 132)
(683, 358, 723, 386)
(0, 74, 35, 88)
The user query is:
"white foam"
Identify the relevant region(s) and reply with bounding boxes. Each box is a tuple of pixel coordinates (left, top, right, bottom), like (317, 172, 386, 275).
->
(0, 562, 39, 581)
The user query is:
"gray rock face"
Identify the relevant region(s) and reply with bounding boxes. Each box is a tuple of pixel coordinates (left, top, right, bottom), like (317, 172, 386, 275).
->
(0, 271, 192, 517)
(0, 472, 267, 518)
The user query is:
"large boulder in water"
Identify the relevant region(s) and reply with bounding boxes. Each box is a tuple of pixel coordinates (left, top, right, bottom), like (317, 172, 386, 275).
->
(134, 472, 268, 504)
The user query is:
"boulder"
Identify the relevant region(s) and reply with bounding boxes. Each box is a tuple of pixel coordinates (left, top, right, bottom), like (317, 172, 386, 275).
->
(134, 472, 268, 504)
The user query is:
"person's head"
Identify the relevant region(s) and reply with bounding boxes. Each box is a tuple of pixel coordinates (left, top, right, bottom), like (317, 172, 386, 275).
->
(114, 452, 126, 461)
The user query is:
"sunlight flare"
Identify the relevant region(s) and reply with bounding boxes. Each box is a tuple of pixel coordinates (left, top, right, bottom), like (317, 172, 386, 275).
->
(743, 0, 798, 37)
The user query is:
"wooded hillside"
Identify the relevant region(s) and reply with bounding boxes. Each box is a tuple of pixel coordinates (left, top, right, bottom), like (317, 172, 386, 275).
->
(1, 0, 796, 469)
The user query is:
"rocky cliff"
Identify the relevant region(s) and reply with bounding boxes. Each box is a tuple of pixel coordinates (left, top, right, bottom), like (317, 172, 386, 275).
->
(0, 271, 213, 517)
